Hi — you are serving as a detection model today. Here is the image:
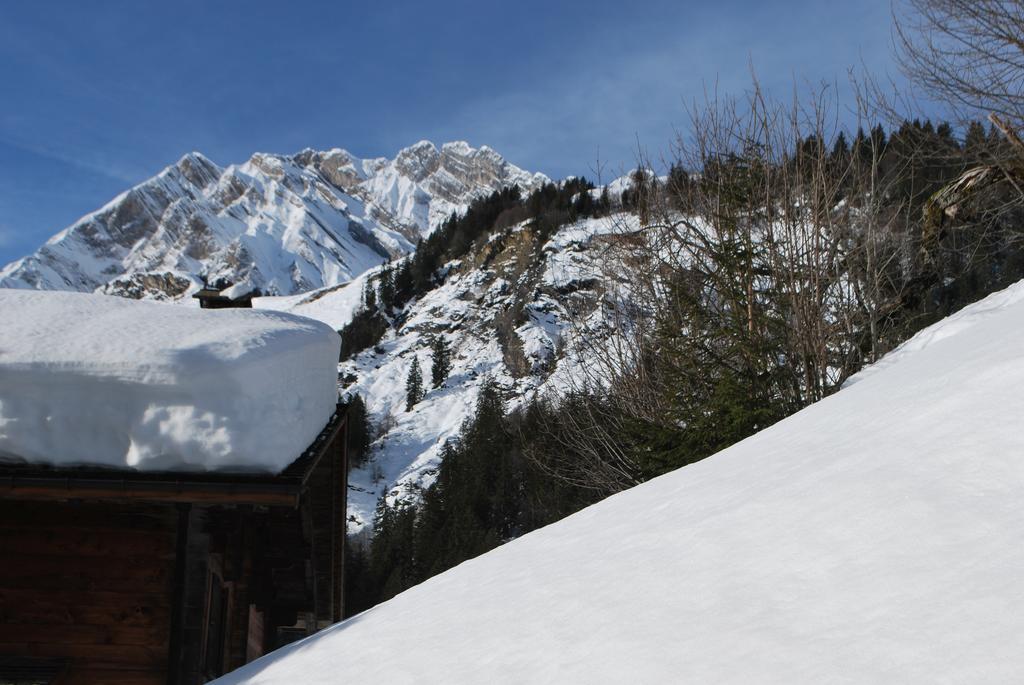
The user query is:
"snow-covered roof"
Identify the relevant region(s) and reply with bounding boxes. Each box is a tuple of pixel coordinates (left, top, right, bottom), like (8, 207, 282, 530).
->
(0, 290, 340, 473)
(214, 280, 1024, 682)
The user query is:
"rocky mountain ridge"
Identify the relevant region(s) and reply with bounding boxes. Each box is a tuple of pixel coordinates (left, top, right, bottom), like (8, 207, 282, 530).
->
(0, 141, 547, 299)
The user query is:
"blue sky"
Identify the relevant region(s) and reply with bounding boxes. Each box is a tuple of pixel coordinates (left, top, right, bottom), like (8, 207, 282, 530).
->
(0, 0, 903, 264)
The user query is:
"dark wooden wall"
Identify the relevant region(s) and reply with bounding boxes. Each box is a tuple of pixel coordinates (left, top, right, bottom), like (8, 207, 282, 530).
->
(174, 506, 210, 685)
(0, 409, 348, 684)
(302, 417, 347, 627)
(0, 500, 178, 685)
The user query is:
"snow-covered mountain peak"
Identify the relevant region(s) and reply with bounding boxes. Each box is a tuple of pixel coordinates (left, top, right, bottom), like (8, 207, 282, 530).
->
(171, 151, 222, 188)
(394, 140, 443, 181)
(0, 141, 546, 300)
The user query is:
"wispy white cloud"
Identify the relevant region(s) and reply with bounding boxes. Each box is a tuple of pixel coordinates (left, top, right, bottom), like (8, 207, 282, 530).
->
(0, 134, 139, 184)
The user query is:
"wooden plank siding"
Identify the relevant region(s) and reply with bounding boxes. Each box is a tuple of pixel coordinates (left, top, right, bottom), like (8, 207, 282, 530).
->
(304, 422, 344, 627)
(0, 404, 349, 684)
(0, 500, 177, 684)
(2, 481, 299, 507)
(331, 417, 347, 622)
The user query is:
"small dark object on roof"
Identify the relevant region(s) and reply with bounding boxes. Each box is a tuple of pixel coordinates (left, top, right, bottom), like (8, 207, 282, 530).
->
(192, 285, 260, 309)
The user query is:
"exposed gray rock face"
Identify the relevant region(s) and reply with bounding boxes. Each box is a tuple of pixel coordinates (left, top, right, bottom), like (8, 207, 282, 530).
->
(0, 142, 547, 300)
(101, 272, 193, 300)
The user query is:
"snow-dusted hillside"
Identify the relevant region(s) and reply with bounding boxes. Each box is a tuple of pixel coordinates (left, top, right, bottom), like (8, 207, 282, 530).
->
(0, 142, 546, 299)
(216, 277, 1024, 683)
(256, 214, 633, 533)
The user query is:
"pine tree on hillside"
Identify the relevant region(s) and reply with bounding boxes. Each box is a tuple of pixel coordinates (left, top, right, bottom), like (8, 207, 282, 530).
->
(345, 393, 372, 469)
(362, 278, 377, 311)
(964, 120, 989, 159)
(394, 260, 414, 307)
(430, 335, 452, 388)
(406, 356, 424, 411)
(379, 264, 395, 311)
(831, 131, 850, 161)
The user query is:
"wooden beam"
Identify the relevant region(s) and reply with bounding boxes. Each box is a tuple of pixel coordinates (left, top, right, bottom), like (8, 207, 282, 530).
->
(330, 419, 347, 622)
(0, 641, 167, 669)
(166, 504, 190, 685)
(298, 410, 347, 490)
(2, 478, 299, 507)
(1, 526, 176, 560)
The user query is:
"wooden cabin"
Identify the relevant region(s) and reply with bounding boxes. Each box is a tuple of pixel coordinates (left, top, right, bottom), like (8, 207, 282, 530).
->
(191, 288, 256, 310)
(0, 405, 348, 685)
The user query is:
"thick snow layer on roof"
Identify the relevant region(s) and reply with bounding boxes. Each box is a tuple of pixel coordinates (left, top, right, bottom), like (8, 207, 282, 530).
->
(215, 280, 1024, 682)
(0, 290, 340, 473)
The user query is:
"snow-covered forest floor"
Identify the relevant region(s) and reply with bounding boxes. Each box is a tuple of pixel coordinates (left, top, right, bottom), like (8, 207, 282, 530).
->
(259, 214, 633, 532)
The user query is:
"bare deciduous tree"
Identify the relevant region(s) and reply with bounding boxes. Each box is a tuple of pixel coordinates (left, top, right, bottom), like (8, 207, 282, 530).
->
(528, 76, 948, 493)
(894, 0, 1024, 130)
(894, 0, 1024, 221)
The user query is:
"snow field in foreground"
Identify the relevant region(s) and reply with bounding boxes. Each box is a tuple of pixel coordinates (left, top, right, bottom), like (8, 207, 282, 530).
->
(216, 277, 1024, 683)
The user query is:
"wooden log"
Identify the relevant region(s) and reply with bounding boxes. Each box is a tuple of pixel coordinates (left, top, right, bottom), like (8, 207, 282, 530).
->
(0, 526, 177, 559)
(0, 623, 167, 648)
(58, 669, 165, 685)
(0, 554, 173, 593)
(0, 641, 166, 668)
(2, 483, 298, 507)
(0, 588, 168, 628)
(0, 501, 174, 530)
(0, 586, 172, 608)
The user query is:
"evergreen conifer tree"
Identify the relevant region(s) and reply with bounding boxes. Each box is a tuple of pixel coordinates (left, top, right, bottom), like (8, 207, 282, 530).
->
(852, 126, 868, 161)
(405, 356, 424, 411)
(831, 131, 849, 160)
(870, 124, 887, 154)
(965, 120, 988, 158)
(394, 260, 413, 306)
(430, 335, 452, 388)
(362, 278, 377, 311)
(345, 394, 372, 468)
(379, 264, 395, 310)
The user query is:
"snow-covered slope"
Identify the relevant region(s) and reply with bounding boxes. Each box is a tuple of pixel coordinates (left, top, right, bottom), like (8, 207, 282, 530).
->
(0, 142, 546, 299)
(256, 215, 630, 533)
(843, 277, 1024, 387)
(216, 278, 1024, 683)
(0, 290, 339, 472)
